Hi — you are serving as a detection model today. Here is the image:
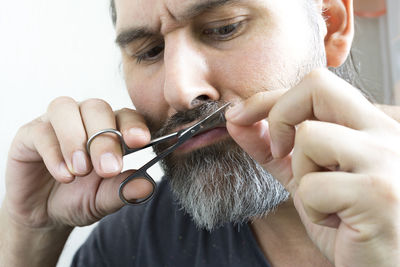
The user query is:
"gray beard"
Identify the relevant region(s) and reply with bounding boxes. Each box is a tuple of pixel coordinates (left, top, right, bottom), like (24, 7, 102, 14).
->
(151, 102, 289, 231)
(141, 0, 331, 231)
(163, 140, 289, 231)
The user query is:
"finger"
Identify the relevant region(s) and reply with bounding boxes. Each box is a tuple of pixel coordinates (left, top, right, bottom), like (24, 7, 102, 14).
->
(47, 96, 91, 176)
(226, 120, 272, 164)
(295, 172, 362, 227)
(31, 119, 75, 183)
(95, 170, 154, 215)
(294, 192, 341, 231)
(268, 68, 381, 158)
(115, 108, 151, 148)
(261, 155, 293, 190)
(297, 170, 400, 234)
(292, 193, 337, 261)
(375, 104, 400, 124)
(225, 89, 286, 125)
(80, 98, 122, 178)
(294, 170, 396, 233)
(291, 120, 376, 191)
(297, 171, 400, 267)
(226, 118, 294, 189)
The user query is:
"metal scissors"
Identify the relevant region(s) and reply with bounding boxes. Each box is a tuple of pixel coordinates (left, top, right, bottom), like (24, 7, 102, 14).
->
(86, 102, 230, 205)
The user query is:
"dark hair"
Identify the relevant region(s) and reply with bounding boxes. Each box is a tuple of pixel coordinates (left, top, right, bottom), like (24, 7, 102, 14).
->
(110, 0, 116, 26)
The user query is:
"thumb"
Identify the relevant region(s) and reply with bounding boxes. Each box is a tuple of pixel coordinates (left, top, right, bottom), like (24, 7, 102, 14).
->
(226, 120, 272, 164)
(95, 170, 154, 215)
(227, 120, 293, 189)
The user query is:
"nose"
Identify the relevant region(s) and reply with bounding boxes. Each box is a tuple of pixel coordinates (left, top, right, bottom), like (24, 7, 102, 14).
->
(163, 31, 220, 112)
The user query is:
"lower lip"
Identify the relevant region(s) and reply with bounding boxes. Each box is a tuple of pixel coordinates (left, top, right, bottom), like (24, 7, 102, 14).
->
(176, 127, 229, 154)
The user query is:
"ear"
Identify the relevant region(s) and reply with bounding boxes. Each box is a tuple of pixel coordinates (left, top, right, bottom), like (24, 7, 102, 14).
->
(322, 0, 354, 67)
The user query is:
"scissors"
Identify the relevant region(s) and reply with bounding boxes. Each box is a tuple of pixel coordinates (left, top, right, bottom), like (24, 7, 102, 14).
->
(86, 102, 231, 205)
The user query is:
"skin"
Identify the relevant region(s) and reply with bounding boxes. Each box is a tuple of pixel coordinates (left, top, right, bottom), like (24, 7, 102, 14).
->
(1, 0, 400, 266)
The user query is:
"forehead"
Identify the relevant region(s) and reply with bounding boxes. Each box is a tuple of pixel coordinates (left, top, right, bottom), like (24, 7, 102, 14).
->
(114, 0, 250, 32)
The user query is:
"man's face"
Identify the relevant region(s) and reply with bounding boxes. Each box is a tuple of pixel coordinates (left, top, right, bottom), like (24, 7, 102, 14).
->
(114, 0, 326, 229)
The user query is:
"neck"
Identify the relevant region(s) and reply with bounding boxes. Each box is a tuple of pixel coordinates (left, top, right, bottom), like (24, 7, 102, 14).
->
(250, 199, 333, 267)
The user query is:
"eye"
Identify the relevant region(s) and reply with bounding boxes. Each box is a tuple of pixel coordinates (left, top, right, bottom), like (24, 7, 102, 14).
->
(203, 21, 245, 41)
(135, 42, 165, 64)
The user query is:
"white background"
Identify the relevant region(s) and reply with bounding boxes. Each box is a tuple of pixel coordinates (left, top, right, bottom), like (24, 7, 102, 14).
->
(0, 1, 397, 267)
(0, 1, 163, 266)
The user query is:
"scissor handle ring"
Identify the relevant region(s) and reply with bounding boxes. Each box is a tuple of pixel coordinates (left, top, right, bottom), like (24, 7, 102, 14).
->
(87, 129, 156, 205)
(86, 129, 125, 155)
(119, 171, 157, 205)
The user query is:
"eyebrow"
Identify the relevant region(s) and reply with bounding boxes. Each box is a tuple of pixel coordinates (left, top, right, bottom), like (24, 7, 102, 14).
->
(116, 28, 154, 48)
(115, 0, 239, 48)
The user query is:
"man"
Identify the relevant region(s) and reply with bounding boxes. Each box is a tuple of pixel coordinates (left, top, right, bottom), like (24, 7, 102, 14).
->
(1, 0, 400, 266)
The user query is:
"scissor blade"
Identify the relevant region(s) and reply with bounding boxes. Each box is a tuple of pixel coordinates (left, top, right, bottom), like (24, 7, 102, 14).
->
(123, 131, 180, 154)
(179, 102, 231, 138)
(134, 102, 230, 152)
(196, 102, 230, 128)
(143, 132, 179, 149)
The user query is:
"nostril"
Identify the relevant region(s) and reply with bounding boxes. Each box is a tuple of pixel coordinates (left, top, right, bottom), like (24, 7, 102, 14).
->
(191, 95, 210, 107)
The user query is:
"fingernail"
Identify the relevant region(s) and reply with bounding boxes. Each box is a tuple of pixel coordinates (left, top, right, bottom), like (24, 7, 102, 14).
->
(128, 128, 149, 141)
(72, 150, 88, 174)
(100, 153, 120, 174)
(225, 102, 244, 121)
(128, 128, 146, 136)
(59, 162, 74, 180)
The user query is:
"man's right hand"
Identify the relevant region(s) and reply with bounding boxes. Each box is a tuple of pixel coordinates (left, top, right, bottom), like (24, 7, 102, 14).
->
(1, 97, 153, 266)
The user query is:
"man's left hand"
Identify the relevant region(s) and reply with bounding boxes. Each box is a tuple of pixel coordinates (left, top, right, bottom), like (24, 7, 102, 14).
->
(225, 68, 400, 266)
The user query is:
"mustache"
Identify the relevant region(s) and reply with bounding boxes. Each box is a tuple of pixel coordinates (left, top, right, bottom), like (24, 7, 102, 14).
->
(151, 101, 229, 153)
(152, 100, 229, 139)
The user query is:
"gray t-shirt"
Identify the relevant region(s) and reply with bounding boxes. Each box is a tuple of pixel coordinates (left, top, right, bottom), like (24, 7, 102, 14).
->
(71, 178, 270, 267)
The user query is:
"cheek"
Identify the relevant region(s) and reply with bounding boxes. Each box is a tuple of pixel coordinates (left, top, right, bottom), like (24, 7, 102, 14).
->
(124, 65, 169, 127)
(211, 36, 295, 99)
(211, 6, 319, 98)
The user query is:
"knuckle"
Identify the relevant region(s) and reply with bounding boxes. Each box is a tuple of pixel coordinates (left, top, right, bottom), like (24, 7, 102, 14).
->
(62, 135, 84, 149)
(254, 91, 269, 104)
(29, 122, 52, 149)
(303, 69, 332, 98)
(354, 174, 400, 242)
(14, 118, 43, 143)
(18, 120, 37, 134)
(14, 122, 35, 148)
(80, 98, 111, 111)
(118, 107, 135, 114)
(47, 96, 75, 112)
(305, 68, 327, 84)
(296, 120, 315, 140)
(8, 208, 50, 229)
(31, 119, 51, 137)
(117, 108, 147, 127)
(364, 174, 400, 205)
